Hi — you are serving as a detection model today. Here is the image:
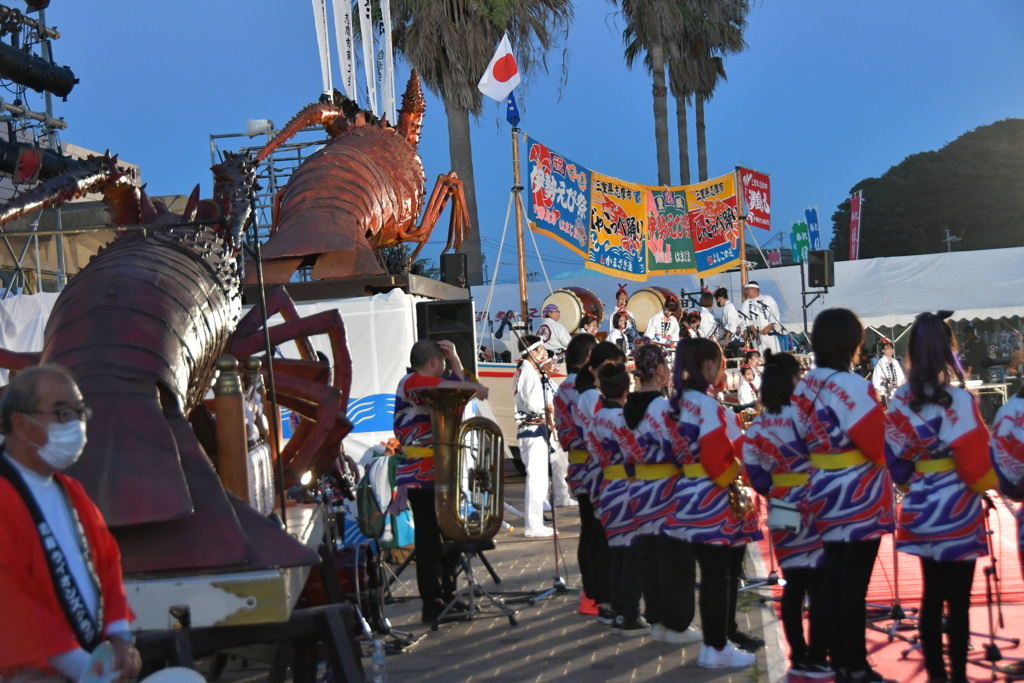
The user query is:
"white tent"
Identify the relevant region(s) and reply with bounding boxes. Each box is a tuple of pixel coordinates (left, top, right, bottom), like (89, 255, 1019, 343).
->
(471, 246, 1024, 338)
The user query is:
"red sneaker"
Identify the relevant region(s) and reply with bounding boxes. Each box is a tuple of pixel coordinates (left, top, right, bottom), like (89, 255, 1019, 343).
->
(578, 592, 599, 615)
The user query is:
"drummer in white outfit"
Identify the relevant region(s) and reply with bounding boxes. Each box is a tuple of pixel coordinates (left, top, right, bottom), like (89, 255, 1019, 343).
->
(698, 292, 718, 339)
(738, 281, 781, 355)
(537, 304, 573, 358)
(644, 295, 681, 348)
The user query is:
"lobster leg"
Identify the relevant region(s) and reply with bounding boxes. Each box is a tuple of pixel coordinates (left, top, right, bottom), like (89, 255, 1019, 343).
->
(234, 286, 317, 362)
(402, 172, 470, 264)
(272, 373, 353, 486)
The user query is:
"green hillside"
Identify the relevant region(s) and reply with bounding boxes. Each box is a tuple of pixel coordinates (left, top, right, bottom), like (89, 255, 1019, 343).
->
(828, 118, 1024, 260)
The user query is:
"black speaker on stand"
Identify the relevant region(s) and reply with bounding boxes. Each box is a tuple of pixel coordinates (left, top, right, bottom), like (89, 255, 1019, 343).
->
(807, 250, 835, 288)
(416, 300, 477, 378)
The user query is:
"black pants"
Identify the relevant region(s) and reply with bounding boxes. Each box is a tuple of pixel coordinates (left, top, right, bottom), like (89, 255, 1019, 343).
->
(780, 565, 828, 665)
(693, 543, 732, 648)
(577, 494, 611, 604)
(920, 557, 976, 682)
(408, 487, 458, 608)
(822, 539, 880, 672)
(609, 545, 643, 620)
(641, 535, 696, 631)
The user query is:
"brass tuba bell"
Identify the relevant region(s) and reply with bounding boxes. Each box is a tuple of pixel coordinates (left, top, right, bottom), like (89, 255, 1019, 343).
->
(413, 386, 506, 543)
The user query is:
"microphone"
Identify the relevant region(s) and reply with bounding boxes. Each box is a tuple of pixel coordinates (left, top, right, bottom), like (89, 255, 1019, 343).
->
(494, 310, 515, 339)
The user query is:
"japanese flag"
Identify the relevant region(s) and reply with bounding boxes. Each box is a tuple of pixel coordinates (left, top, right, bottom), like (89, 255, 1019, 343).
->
(478, 33, 521, 102)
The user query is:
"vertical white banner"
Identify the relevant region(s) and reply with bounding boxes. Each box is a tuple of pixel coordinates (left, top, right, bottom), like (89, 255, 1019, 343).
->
(310, 0, 333, 96)
(331, 0, 357, 101)
(380, 0, 397, 123)
(356, 0, 379, 116)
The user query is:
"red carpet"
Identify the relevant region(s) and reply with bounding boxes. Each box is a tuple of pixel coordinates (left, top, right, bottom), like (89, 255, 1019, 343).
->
(756, 496, 1024, 681)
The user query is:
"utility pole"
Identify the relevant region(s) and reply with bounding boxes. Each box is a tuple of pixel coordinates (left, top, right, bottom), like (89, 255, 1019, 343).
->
(943, 228, 962, 252)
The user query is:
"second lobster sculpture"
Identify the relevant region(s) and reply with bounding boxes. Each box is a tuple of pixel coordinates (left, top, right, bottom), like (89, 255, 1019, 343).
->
(0, 152, 353, 574)
(247, 70, 471, 283)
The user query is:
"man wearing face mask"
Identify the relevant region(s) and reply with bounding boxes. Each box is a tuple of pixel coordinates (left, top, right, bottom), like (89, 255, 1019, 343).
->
(0, 365, 140, 682)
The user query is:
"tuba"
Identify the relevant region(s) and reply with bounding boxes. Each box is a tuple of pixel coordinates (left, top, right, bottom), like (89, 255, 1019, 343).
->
(414, 386, 506, 543)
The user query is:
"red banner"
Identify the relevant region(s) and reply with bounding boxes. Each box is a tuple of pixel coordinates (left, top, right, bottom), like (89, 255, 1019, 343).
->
(738, 167, 771, 230)
(768, 249, 782, 267)
(849, 191, 862, 260)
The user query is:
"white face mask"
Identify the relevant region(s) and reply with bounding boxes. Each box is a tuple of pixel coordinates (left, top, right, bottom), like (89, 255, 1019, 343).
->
(28, 418, 88, 470)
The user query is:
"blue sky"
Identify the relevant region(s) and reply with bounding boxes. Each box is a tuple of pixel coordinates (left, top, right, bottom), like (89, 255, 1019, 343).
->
(40, 1, 1024, 283)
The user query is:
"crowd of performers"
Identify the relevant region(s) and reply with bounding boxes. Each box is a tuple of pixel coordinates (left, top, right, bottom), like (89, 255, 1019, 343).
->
(527, 306, 1024, 681)
(399, 295, 1024, 681)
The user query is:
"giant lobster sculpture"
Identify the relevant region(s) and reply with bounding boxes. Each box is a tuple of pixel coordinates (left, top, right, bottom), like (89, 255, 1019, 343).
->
(246, 70, 470, 283)
(0, 152, 353, 574)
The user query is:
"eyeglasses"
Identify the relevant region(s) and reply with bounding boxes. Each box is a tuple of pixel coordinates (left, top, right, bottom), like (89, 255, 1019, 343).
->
(23, 406, 93, 423)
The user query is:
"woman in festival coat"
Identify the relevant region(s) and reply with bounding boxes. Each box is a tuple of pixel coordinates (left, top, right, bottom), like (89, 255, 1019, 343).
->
(570, 341, 626, 623)
(742, 351, 829, 679)
(884, 313, 995, 683)
(615, 345, 701, 643)
(791, 308, 895, 683)
(669, 337, 756, 669)
(589, 362, 648, 634)
(990, 375, 1024, 575)
(552, 333, 599, 614)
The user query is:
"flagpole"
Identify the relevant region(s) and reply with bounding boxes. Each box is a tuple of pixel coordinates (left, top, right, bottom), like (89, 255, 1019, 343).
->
(512, 127, 530, 326)
(735, 168, 748, 289)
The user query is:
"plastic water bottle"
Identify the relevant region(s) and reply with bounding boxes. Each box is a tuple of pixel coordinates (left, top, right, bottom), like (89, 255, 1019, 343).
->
(370, 640, 387, 683)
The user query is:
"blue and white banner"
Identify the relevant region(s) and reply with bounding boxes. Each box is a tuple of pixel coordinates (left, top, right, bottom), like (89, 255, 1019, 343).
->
(805, 206, 821, 251)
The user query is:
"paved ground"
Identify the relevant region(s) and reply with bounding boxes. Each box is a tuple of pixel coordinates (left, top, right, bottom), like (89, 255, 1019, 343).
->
(366, 471, 786, 683)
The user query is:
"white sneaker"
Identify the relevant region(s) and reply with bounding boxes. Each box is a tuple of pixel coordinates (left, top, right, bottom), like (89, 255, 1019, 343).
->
(543, 500, 553, 513)
(697, 642, 756, 668)
(557, 498, 579, 508)
(524, 526, 556, 538)
(650, 624, 666, 641)
(663, 625, 703, 644)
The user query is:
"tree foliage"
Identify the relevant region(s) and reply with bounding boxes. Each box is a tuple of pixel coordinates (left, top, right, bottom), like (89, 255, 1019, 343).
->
(829, 119, 1024, 259)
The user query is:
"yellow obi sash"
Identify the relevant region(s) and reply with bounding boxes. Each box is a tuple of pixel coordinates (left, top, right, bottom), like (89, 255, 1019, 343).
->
(604, 465, 631, 480)
(634, 464, 681, 480)
(681, 463, 707, 478)
(914, 457, 955, 474)
(568, 449, 588, 465)
(810, 449, 867, 470)
(771, 472, 809, 487)
(404, 445, 434, 459)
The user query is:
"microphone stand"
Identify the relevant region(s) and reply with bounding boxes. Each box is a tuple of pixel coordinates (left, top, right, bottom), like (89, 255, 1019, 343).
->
(503, 314, 578, 605)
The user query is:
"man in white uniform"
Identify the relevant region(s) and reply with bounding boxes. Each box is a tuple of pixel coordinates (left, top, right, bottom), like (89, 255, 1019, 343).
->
(738, 281, 781, 355)
(871, 340, 905, 407)
(536, 304, 572, 359)
(697, 292, 717, 339)
(513, 336, 572, 538)
(713, 287, 742, 351)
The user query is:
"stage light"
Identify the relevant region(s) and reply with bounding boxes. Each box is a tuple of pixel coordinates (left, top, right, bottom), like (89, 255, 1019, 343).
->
(0, 41, 77, 98)
(300, 470, 313, 486)
(245, 119, 274, 137)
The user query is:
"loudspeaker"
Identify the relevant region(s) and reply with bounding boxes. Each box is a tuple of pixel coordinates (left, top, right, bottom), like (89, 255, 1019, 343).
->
(807, 250, 834, 288)
(416, 300, 476, 378)
(440, 253, 469, 288)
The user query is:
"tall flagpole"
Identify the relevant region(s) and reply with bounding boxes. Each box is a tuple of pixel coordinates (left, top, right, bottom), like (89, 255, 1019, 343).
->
(512, 128, 530, 326)
(735, 168, 748, 289)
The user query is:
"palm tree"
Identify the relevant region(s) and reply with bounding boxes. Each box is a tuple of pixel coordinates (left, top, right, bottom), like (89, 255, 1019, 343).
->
(675, 0, 749, 181)
(620, 0, 684, 186)
(388, 0, 573, 286)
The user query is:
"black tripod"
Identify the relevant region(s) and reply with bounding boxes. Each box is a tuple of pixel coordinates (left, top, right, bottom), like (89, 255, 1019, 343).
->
(504, 315, 579, 606)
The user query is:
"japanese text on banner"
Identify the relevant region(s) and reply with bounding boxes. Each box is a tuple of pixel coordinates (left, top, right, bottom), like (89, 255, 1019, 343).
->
(586, 173, 647, 280)
(647, 188, 695, 275)
(738, 167, 771, 230)
(526, 136, 590, 256)
(685, 173, 741, 277)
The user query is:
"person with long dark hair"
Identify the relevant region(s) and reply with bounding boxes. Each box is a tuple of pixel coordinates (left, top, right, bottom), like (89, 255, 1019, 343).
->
(571, 341, 626, 625)
(791, 308, 895, 683)
(552, 333, 599, 614)
(589, 361, 649, 634)
(885, 313, 995, 683)
(742, 351, 829, 679)
(615, 344, 702, 643)
(669, 337, 756, 669)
